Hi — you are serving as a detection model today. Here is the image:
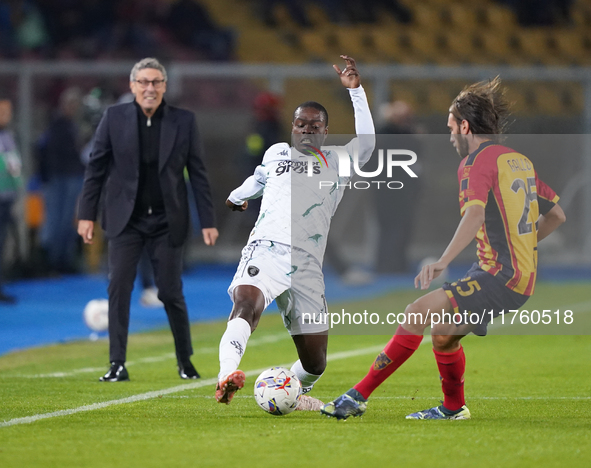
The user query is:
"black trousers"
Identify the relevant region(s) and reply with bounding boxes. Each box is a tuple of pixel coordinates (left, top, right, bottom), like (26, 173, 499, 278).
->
(107, 212, 193, 364)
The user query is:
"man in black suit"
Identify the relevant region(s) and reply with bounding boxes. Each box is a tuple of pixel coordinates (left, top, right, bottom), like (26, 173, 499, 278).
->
(77, 57, 219, 382)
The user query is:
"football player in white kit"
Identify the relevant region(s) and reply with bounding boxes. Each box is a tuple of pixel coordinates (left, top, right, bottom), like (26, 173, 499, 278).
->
(216, 56, 376, 410)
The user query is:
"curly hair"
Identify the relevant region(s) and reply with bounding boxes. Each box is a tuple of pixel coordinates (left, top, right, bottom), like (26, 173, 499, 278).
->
(449, 76, 511, 138)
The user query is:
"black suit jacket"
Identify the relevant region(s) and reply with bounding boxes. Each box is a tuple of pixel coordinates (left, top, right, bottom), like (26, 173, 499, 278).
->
(78, 101, 216, 247)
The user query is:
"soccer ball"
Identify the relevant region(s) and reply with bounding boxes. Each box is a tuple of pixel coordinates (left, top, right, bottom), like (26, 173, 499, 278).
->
(83, 299, 109, 332)
(254, 367, 302, 415)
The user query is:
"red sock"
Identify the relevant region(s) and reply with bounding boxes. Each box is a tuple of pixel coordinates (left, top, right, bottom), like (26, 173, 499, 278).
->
(354, 326, 423, 399)
(433, 346, 466, 411)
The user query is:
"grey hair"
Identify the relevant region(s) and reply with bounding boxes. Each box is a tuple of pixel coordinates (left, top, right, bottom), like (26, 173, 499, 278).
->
(130, 57, 167, 82)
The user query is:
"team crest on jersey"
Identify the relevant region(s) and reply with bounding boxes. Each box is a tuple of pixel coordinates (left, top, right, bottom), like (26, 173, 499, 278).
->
(373, 352, 393, 370)
(303, 144, 329, 168)
(248, 266, 260, 277)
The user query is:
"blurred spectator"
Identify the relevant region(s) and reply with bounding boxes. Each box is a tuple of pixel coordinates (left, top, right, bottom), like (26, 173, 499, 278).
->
(108, 0, 165, 59)
(0, 0, 50, 58)
(39, 0, 117, 58)
(79, 87, 113, 163)
(244, 91, 283, 173)
(22, 174, 45, 276)
(166, 0, 235, 61)
(256, 0, 411, 26)
(0, 98, 22, 303)
(242, 91, 283, 222)
(498, 0, 573, 26)
(38, 87, 85, 274)
(258, 0, 311, 28)
(373, 100, 422, 274)
(343, 0, 412, 24)
(254, 0, 411, 26)
(3, 0, 235, 61)
(37, 0, 162, 58)
(321, 101, 424, 281)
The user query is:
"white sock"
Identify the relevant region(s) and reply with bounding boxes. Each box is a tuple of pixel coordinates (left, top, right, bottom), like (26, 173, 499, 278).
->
(218, 318, 251, 381)
(290, 359, 323, 394)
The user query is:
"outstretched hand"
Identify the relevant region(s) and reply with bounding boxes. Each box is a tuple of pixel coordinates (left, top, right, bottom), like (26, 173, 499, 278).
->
(333, 55, 360, 89)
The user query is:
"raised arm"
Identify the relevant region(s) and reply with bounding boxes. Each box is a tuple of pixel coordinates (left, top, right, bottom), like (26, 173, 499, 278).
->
(334, 55, 375, 167)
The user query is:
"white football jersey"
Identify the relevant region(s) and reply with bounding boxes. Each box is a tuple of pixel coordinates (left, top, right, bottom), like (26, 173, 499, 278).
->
(228, 86, 375, 265)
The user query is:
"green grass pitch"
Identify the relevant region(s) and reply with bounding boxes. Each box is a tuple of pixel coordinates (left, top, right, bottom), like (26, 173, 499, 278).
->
(1, 281, 590, 468)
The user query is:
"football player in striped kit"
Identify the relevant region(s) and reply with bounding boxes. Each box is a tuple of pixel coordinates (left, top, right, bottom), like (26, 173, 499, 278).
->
(322, 76, 566, 420)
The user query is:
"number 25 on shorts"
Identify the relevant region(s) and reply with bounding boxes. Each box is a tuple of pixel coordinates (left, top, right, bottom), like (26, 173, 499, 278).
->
(456, 279, 482, 297)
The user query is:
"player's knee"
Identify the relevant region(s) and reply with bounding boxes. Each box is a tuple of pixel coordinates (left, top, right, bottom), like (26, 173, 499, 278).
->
(431, 334, 457, 351)
(302, 359, 326, 376)
(231, 300, 260, 329)
(156, 288, 181, 306)
(403, 301, 426, 326)
(108, 277, 134, 295)
(404, 302, 418, 315)
(231, 286, 265, 329)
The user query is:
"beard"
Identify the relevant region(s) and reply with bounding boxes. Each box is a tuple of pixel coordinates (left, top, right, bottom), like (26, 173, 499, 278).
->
(454, 135, 470, 158)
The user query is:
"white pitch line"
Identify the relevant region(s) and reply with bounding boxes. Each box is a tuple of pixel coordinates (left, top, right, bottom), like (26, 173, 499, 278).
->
(13, 333, 291, 379)
(0, 378, 215, 428)
(0, 342, 392, 428)
(4, 296, 590, 424)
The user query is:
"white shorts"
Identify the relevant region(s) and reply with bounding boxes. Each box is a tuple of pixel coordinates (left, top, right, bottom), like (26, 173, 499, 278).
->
(228, 240, 328, 335)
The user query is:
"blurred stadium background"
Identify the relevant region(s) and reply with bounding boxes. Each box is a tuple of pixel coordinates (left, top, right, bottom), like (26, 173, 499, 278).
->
(1, 0, 590, 352)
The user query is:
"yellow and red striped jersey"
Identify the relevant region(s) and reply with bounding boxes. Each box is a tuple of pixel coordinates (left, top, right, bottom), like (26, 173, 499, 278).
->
(458, 141, 559, 296)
